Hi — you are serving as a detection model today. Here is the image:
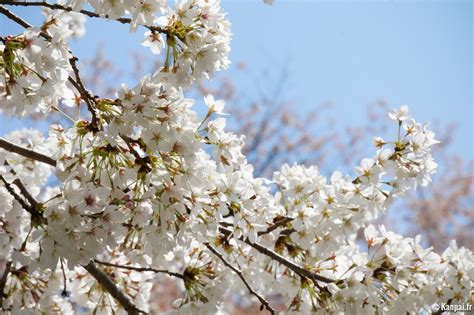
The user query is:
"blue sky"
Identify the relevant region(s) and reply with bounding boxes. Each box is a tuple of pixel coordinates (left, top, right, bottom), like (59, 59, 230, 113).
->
(1, 0, 473, 162)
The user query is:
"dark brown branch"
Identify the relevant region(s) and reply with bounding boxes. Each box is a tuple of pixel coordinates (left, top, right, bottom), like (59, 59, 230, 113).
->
(258, 216, 294, 236)
(4, 160, 38, 207)
(12, 176, 38, 206)
(1, 162, 46, 226)
(205, 243, 275, 315)
(94, 260, 184, 280)
(68, 56, 99, 130)
(84, 262, 147, 315)
(0, 260, 12, 309)
(0, 174, 39, 218)
(219, 226, 337, 285)
(0, 137, 56, 167)
(1, 1, 168, 34)
(0, 5, 30, 28)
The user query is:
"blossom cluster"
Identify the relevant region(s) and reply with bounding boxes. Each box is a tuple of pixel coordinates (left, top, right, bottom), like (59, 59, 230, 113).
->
(144, 0, 232, 87)
(0, 10, 85, 116)
(0, 0, 472, 314)
(67, 0, 167, 29)
(69, 0, 232, 88)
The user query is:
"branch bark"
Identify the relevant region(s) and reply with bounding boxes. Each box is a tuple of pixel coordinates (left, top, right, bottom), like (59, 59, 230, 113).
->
(84, 261, 147, 315)
(0, 138, 56, 167)
(219, 226, 338, 285)
(258, 216, 293, 236)
(0, 5, 30, 28)
(68, 56, 100, 130)
(0, 174, 44, 223)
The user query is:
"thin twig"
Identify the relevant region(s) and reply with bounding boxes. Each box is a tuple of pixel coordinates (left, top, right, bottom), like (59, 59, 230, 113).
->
(69, 56, 99, 130)
(0, 137, 56, 167)
(205, 243, 275, 315)
(219, 226, 338, 285)
(1, 1, 168, 34)
(84, 261, 147, 315)
(94, 260, 184, 279)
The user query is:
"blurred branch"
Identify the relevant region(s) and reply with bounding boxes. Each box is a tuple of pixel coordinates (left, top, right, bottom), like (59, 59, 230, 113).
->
(0, 137, 56, 167)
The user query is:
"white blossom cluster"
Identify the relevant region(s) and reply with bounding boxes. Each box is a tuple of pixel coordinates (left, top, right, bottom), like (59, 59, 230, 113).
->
(0, 10, 85, 116)
(144, 0, 232, 87)
(67, 0, 167, 29)
(69, 0, 232, 87)
(0, 0, 472, 314)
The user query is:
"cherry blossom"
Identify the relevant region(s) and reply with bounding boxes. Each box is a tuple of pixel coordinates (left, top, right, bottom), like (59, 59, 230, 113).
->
(0, 1, 471, 314)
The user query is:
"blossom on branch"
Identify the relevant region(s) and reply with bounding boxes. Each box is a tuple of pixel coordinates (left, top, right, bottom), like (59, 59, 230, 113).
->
(0, 1, 471, 314)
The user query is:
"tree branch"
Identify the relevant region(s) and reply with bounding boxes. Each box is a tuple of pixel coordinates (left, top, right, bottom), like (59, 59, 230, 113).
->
(258, 216, 294, 236)
(1, 161, 47, 227)
(5, 161, 36, 204)
(94, 260, 184, 280)
(0, 174, 42, 220)
(205, 243, 275, 315)
(219, 226, 338, 285)
(68, 56, 100, 130)
(0, 4, 30, 28)
(0, 137, 56, 167)
(1, 1, 168, 34)
(84, 261, 147, 315)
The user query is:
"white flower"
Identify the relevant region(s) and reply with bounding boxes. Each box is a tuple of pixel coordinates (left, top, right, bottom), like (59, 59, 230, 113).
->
(142, 31, 165, 55)
(388, 105, 410, 121)
(204, 94, 226, 115)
